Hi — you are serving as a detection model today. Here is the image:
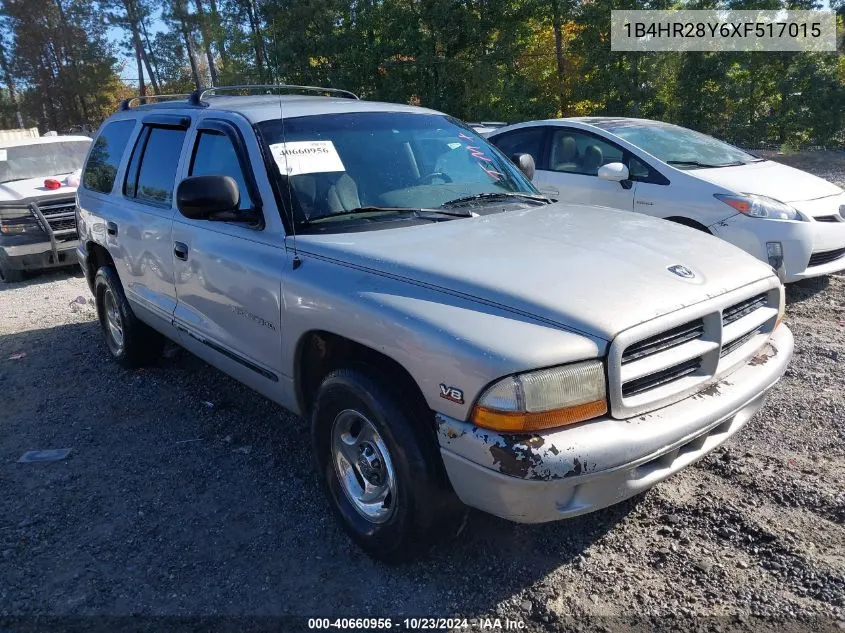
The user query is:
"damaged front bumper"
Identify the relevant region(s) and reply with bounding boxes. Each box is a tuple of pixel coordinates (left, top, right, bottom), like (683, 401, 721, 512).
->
(437, 325, 793, 523)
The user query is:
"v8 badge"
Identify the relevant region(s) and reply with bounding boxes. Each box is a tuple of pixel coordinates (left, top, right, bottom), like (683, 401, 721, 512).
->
(439, 384, 464, 405)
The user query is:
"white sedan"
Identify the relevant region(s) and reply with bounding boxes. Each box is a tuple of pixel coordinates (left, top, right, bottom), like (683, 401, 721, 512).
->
(487, 118, 845, 282)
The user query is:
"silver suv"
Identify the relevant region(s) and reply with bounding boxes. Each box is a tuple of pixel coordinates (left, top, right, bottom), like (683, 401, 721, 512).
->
(76, 86, 794, 561)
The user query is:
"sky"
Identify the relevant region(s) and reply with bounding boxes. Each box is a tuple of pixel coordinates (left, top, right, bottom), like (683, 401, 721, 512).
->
(108, 11, 166, 85)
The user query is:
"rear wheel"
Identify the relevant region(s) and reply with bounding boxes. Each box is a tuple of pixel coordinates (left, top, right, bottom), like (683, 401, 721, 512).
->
(312, 367, 466, 562)
(94, 265, 164, 367)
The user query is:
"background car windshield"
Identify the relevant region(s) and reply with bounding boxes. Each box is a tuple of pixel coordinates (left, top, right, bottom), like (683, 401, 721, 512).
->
(257, 112, 535, 224)
(0, 140, 91, 183)
(595, 121, 757, 167)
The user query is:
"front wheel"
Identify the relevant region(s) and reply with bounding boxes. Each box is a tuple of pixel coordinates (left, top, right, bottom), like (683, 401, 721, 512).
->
(0, 262, 25, 283)
(94, 265, 164, 368)
(312, 367, 466, 562)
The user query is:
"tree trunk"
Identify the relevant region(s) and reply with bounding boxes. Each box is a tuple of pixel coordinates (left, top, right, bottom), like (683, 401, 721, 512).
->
(123, 0, 150, 95)
(38, 53, 59, 131)
(172, 0, 202, 88)
(132, 25, 147, 96)
(208, 0, 229, 67)
(243, 0, 268, 81)
(183, 29, 202, 88)
(193, 0, 218, 85)
(140, 18, 162, 91)
(139, 34, 160, 93)
(54, 0, 92, 124)
(550, 0, 566, 116)
(0, 39, 23, 127)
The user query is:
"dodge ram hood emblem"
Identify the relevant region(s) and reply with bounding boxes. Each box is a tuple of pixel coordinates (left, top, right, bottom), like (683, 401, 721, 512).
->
(667, 264, 695, 279)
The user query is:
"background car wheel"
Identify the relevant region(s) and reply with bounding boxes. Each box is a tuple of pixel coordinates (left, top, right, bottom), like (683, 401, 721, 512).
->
(0, 263, 25, 283)
(94, 265, 165, 368)
(312, 367, 467, 562)
(665, 216, 711, 234)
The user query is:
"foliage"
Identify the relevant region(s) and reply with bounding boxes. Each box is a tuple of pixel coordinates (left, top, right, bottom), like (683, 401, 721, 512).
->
(0, 0, 842, 147)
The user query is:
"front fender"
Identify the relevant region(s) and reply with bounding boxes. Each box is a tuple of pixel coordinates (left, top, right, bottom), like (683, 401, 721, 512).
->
(281, 253, 604, 420)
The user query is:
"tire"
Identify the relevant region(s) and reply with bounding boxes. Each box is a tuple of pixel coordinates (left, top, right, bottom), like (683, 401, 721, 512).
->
(94, 265, 165, 368)
(312, 367, 467, 562)
(0, 262, 25, 283)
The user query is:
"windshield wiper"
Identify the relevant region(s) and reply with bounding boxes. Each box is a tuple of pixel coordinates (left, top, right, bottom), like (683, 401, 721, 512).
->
(301, 205, 471, 225)
(667, 160, 746, 168)
(440, 192, 551, 208)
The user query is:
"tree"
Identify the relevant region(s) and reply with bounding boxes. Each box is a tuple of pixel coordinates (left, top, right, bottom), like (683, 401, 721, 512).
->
(0, 0, 124, 131)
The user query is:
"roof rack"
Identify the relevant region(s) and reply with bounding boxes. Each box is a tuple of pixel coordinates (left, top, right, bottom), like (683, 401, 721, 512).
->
(188, 84, 359, 106)
(119, 94, 194, 111)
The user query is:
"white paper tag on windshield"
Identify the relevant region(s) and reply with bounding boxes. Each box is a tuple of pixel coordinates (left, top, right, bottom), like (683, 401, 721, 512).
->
(268, 140, 345, 176)
(0, 149, 7, 161)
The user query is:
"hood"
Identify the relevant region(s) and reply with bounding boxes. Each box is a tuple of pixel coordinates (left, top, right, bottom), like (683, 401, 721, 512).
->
(0, 174, 80, 202)
(691, 160, 842, 203)
(297, 203, 775, 341)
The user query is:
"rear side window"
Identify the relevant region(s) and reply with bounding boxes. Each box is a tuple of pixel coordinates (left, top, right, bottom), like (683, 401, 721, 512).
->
(491, 128, 546, 167)
(124, 126, 186, 206)
(83, 120, 135, 194)
(548, 128, 624, 176)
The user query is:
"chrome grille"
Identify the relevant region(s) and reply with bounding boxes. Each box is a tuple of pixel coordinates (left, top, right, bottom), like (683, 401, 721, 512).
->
(35, 199, 77, 241)
(622, 358, 702, 398)
(720, 327, 762, 358)
(609, 280, 780, 418)
(808, 248, 845, 268)
(622, 319, 704, 365)
(723, 293, 767, 326)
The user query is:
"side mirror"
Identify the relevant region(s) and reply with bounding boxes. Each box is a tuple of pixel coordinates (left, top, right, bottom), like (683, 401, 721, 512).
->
(176, 175, 239, 220)
(511, 153, 535, 181)
(598, 162, 630, 184)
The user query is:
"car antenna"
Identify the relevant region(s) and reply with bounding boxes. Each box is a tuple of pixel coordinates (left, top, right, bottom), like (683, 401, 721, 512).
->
(277, 86, 302, 270)
(266, 18, 301, 270)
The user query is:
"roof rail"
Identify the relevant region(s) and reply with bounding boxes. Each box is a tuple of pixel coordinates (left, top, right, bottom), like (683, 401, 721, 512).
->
(119, 94, 194, 111)
(188, 84, 359, 106)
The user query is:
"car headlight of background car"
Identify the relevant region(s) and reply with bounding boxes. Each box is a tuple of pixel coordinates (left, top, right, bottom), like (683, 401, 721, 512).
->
(714, 193, 803, 221)
(0, 206, 40, 235)
(471, 360, 608, 432)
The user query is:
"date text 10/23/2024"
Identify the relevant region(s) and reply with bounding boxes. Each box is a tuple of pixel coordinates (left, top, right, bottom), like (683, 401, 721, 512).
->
(307, 618, 527, 630)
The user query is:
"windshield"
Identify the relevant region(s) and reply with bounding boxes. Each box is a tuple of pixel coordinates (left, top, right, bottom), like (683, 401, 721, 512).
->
(0, 140, 91, 184)
(257, 112, 537, 231)
(593, 120, 759, 168)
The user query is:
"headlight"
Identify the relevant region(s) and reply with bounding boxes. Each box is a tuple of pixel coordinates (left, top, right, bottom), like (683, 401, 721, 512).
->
(714, 193, 802, 221)
(471, 360, 608, 433)
(0, 206, 38, 235)
(0, 206, 31, 220)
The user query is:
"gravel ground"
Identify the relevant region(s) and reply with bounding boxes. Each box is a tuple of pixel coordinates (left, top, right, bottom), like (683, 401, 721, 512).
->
(1, 154, 844, 632)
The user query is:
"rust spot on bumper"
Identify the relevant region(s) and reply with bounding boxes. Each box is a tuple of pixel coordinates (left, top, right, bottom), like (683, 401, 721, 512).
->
(696, 382, 724, 398)
(749, 341, 778, 366)
(436, 413, 588, 481)
(489, 434, 545, 478)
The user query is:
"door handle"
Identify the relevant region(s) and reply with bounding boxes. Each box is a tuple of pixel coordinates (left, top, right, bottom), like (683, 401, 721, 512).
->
(173, 242, 189, 261)
(106, 221, 118, 236)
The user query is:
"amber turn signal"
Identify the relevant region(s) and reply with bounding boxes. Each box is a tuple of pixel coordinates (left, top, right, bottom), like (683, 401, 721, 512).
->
(472, 399, 608, 433)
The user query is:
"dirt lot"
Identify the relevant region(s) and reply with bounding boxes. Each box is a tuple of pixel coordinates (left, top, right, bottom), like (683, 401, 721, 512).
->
(1, 154, 844, 631)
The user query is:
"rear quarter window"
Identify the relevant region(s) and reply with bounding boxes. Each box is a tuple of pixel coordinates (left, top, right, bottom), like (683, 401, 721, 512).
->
(83, 120, 136, 194)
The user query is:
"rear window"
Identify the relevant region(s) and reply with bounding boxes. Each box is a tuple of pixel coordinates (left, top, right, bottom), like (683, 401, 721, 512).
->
(83, 120, 136, 193)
